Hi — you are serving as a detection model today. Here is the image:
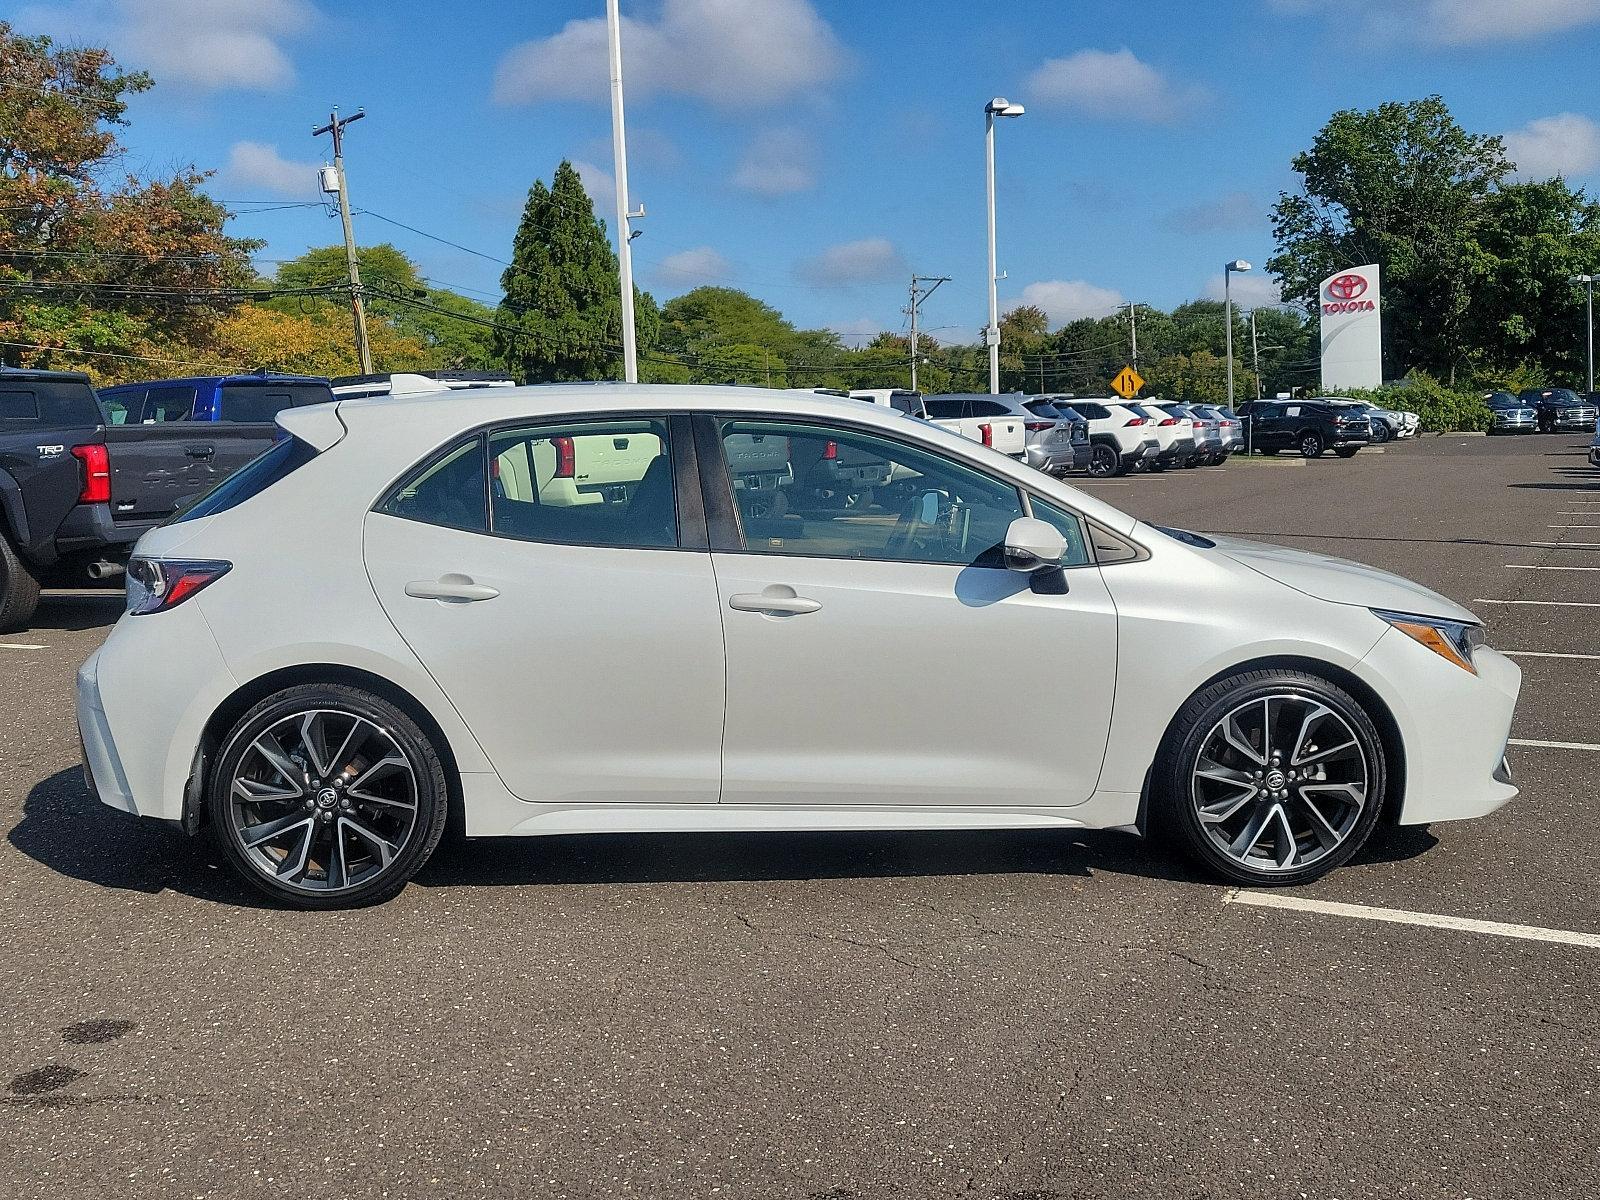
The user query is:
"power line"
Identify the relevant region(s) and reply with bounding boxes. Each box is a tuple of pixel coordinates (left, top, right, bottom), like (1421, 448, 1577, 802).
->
(0, 339, 236, 369)
(355, 209, 512, 267)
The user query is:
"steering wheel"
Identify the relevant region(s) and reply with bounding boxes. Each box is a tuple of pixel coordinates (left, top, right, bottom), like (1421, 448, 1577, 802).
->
(884, 488, 954, 559)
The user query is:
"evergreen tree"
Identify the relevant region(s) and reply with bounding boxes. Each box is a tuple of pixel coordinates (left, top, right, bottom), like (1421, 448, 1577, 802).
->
(494, 161, 657, 382)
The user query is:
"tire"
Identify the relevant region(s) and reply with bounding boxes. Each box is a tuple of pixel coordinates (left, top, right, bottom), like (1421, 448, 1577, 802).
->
(1180, 455, 1202, 469)
(0, 533, 41, 634)
(207, 683, 449, 909)
(1369, 421, 1391, 444)
(1086, 443, 1122, 478)
(1334, 447, 1360, 458)
(1299, 431, 1325, 458)
(1147, 460, 1168, 473)
(1151, 669, 1388, 886)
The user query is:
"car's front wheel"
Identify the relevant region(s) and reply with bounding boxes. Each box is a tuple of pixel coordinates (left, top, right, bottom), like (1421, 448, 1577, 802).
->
(1152, 669, 1387, 886)
(1300, 431, 1326, 458)
(208, 684, 449, 908)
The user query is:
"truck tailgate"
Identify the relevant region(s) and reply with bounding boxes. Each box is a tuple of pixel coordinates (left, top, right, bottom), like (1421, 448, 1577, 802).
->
(104, 423, 278, 522)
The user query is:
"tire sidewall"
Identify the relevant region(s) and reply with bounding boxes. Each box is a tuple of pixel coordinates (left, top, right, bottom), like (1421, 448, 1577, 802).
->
(1088, 443, 1118, 477)
(1301, 432, 1324, 458)
(1154, 671, 1388, 886)
(207, 683, 449, 908)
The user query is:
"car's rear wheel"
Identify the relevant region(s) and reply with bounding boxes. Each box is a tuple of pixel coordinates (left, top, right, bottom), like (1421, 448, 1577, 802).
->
(208, 684, 449, 909)
(1086, 443, 1122, 478)
(1152, 669, 1387, 886)
(0, 533, 41, 634)
(1369, 421, 1391, 444)
(1300, 431, 1325, 458)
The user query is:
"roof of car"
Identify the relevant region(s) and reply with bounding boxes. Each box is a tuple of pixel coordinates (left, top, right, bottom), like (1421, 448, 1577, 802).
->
(0, 365, 91, 384)
(99, 373, 329, 391)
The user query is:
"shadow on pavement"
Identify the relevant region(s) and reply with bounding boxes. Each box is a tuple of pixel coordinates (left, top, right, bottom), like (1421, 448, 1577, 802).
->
(10, 767, 262, 906)
(29, 593, 125, 634)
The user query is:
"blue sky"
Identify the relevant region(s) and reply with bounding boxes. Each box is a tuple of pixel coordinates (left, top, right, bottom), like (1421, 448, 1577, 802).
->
(16, 0, 1600, 344)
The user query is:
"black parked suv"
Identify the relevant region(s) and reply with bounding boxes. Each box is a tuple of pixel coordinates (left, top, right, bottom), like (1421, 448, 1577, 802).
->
(1519, 388, 1599, 434)
(1236, 398, 1372, 458)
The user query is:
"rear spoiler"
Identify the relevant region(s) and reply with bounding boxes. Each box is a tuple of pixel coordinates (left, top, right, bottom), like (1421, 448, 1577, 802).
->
(275, 402, 347, 452)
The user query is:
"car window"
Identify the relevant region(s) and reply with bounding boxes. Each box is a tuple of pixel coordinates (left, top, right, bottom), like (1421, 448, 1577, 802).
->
(142, 386, 195, 423)
(379, 436, 488, 533)
(970, 399, 1012, 418)
(1025, 495, 1094, 568)
(923, 398, 964, 419)
(1074, 403, 1108, 420)
(98, 387, 141, 425)
(889, 393, 922, 416)
(489, 418, 676, 549)
(720, 419, 1024, 567)
(1024, 401, 1064, 419)
(218, 383, 333, 422)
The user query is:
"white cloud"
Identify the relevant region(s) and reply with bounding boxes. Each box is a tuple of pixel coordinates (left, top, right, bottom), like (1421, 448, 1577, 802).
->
(17, 0, 317, 91)
(1202, 272, 1283, 308)
(1268, 0, 1600, 45)
(828, 318, 882, 348)
(1026, 48, 1199, 123)
(731, 128, 818, 197)
(1502, 113, 1600, 179)
(796, 238, 906, 287)
(653, 247, 732, 289)
(1008, 280, 1125, 327)
(572, 160, 616, 213)
(493, 0, 847, 109)
(223, 141, 320, 199)
(1170, 191, 1261, 234)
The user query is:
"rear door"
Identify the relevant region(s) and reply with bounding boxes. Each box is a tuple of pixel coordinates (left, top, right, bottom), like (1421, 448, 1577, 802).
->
(364, 413, 726, 809)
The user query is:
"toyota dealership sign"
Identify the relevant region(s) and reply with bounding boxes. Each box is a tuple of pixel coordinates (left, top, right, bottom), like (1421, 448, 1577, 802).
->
(1319, 264, 1382, 390)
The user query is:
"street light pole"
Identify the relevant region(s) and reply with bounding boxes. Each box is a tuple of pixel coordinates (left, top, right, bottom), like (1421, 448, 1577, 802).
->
(984, 97, 1024, 394)
(1575, 274, 1596, 394)
(1223, 259, 1252, 409)
(1250, 308, 1261, 400)
(606, 0, 640, 382)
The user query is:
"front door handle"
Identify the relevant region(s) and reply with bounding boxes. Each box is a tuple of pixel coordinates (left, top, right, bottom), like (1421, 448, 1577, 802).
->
(405, 576, 500, 603)
(729, 587, 822, 616)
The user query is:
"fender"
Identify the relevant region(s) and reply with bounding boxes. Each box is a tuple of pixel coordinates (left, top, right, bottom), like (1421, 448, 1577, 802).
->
(0, 467, 33, 553)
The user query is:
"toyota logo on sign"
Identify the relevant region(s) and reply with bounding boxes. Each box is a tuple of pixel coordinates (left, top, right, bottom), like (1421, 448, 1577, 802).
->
(1327, 274, 1368, 301)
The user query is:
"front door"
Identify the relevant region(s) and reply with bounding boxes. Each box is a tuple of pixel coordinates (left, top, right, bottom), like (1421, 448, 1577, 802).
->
(703, 416, 1118, 810)
(364, 414, 726, 808)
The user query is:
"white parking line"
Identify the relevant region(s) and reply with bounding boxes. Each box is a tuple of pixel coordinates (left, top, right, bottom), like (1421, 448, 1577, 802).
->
(0, 642, 47, 651)
(1530, 541, 1600, 549)
(1223, 890, 1600, 950)
(1474, 598, 1600, 607)
(1549, 525, 1600, 529)
(1508, 737, 1600, 751)
(1505, 564, 1600, 571)
(1504, 650, 1600, 660)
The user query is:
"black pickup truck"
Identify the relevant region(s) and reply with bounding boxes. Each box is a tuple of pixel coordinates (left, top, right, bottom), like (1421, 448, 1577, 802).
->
(0, 368, 283, 631)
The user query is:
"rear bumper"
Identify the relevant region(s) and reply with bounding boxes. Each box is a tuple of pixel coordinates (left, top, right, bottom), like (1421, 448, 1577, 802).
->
(54, 503, 153, 557)
(77, 649, 138, 815)
(1156, 436, 1196, 463)
(1025, 442, 1078, 474)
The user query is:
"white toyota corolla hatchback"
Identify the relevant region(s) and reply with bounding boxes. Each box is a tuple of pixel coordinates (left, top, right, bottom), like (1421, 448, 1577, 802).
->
(77, 386, 1521, 908)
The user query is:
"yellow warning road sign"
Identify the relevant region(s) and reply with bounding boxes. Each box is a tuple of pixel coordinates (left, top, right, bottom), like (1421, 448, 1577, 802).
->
(1111, 366, 1145, 399)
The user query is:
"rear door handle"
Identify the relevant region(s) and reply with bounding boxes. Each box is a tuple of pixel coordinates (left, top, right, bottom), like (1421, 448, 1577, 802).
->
(729, 588, 821, 616)
(405, 577, 500, 603)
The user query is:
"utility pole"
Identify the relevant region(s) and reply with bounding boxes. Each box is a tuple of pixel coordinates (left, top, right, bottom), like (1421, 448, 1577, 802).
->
(606, 0, 643, 382)
(1125, 302, 1140, 372)
(905, 274, 949, 392)
(1575, 274, 1596, 393)
(1250, 308, 1261, 400)
(313, 108, 372, 375)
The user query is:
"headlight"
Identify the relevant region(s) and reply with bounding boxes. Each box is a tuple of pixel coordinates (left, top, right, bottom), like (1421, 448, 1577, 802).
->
(1372, 608, 1485, 674)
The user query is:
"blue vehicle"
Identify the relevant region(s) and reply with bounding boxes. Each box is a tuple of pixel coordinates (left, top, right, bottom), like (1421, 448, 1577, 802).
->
(96, 373, 333, 426)
(93, 374, 334, 528)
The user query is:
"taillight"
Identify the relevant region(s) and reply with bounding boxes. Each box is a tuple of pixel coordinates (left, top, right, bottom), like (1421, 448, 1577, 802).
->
(126, 557, 231, 616)
(822, 440, 838, 460)
(1123, 417, 1146, 427)
(552, 435, 576, 478)
(1024, 421, 1053, 433)
(1158, 417, 1178, 427)
(71, 443, 110, 503)
(979, 423, 993, 447)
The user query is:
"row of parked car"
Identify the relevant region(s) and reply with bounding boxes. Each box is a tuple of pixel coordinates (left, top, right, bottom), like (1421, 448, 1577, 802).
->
(1484, 388, 1600, 434)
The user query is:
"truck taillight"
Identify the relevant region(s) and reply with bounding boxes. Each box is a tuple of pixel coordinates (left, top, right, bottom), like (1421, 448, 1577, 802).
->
(71, 443, 110, 503)
(552, 435, 576, 478)
(979, 423, 993, 447)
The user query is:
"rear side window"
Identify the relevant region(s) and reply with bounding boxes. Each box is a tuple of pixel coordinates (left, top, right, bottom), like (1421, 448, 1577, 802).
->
(1074, 403, 1108, 420)
(923, 398, 964, 419)
(99, 387, 143, 425)
(0, 381, 102, 425)
(143, 386, 195, 423)
(379, 437, 488, 533)
(218, 383, 334, 422)
(168, 436, 320, 524)
(889, 393, 923, 416)
(489, 418, 676, 549)
(970, 399, 1012, 418)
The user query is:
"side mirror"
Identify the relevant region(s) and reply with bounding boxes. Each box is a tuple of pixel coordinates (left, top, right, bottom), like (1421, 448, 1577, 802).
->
(1003, 516, 1067, 573)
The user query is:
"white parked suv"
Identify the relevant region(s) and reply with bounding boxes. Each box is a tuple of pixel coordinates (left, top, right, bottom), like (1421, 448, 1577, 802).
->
(849, 389, 928, 418)
(1040, 397, 1160, 478)
(80, 385, 1521, 907)
(1127, 402, 1198, 471)
(923, 394, 1027, 458)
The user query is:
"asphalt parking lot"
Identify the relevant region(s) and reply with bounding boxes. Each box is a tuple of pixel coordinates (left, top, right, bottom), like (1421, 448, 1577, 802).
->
(1, 434, 1596, 1199)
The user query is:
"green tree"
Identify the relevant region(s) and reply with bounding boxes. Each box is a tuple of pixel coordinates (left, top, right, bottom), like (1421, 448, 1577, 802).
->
(493, 160, 659, 382)
(1268, 96, 1511, 383)
(0, 22, 258, 376)
(270, 243, 499, 368)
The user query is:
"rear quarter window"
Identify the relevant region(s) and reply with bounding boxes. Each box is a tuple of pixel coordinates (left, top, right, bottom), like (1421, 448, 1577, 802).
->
(218, 382, 334, 422)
